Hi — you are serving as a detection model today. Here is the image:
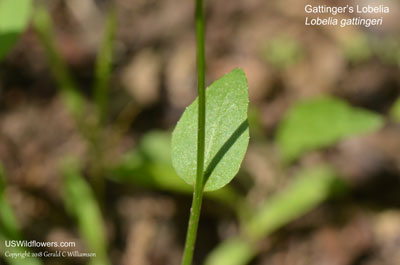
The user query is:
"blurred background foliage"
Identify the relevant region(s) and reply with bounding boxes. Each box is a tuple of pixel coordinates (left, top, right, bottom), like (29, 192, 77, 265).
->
(0, 0, 400, 265)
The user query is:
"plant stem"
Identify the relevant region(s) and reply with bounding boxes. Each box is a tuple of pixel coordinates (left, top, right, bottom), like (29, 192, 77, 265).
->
(94, 7, 116, 125)
(33, 6, 84, 119)
(181, 0, 206, 264)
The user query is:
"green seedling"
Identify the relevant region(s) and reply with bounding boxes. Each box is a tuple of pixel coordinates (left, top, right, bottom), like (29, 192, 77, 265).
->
(171, 0, 249, 264)
(0, 0, 32, 61)
(277, 96, 383, 163)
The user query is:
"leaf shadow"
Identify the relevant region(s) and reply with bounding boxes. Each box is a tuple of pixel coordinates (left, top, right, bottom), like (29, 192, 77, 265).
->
(203, 119, 249, 186)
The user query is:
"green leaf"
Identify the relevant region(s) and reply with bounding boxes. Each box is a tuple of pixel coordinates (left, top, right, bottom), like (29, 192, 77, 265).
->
(277, 96, 384, 163)
(171, 68, 249, 191)
(0, 0, 32, 61)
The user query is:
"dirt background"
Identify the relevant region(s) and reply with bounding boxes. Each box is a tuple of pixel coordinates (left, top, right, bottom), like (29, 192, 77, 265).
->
(0, 0, 400, 264)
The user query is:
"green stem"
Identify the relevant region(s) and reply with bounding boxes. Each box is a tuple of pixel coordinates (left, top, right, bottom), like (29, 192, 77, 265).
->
(33, 6, 84, 119)
(94, 7, 117, 125)
(181, 0, 206, 264)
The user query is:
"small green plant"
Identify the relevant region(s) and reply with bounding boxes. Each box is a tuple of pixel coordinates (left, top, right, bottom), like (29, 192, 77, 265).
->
(171, 0, 249, 264)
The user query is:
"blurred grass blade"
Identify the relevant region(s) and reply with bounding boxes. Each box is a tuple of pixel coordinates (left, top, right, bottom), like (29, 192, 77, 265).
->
(0, 164, 43, 265)
(390, 98, 400, 122)
(205, 239, 256, 265)
(0, 0, 32, 61)
(205, 165, 347, 265)
(94, 8, 117, 124)
(277, 96, 384, 163)
(244, 166, 346, 239)
(61, 159, 110, 265)
(0, 164, 20, 240)
(32, 6, 85, 118)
